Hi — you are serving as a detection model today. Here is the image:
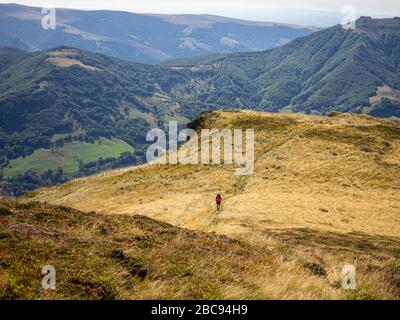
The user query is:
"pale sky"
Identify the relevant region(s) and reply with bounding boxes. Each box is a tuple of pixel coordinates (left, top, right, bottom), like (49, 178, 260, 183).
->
(1, 1, 399, 21)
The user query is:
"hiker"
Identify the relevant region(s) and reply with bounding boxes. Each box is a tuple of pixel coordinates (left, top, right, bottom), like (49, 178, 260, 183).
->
(216, 194, 222, 211)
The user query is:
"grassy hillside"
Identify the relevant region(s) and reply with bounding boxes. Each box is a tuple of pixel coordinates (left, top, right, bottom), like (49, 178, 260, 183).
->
(1, 198, 399, 300)
(3, 137, 133, 177)
(31, 111, 400, 237)
(26, 110, 400, 299)
(0, 199, 350, 300)
(0, 200, 268, 299)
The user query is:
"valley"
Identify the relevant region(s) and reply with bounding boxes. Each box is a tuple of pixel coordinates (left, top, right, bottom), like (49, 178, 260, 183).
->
(1, 16, 400, 195)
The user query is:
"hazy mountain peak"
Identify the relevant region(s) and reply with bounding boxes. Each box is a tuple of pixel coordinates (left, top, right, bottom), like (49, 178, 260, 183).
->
(356, 16, 400, 32)
(0, 3, 314, 64)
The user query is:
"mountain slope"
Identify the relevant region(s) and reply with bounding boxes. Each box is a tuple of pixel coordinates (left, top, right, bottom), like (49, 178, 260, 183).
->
(0, 199, 281, 299)
(0, 3, 314, 64)
(1, 16, 400, 194)
(0, 45, 273, 194)
(26, 110, 400, 299)
(2, 197, 399, 299)
(29, 110, 400, 238)
(0, 47, 27, 72)
(167, 17, 400, 116)
(0, 46, 259, 164)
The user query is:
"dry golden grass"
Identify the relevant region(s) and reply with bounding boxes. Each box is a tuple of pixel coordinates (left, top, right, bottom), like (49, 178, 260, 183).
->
(0, 200, 352, 300)
(46, 49, 99, 72)
(369, 84, 400, 107)
(29, 111, 400, 236)
(46, 57, 99, 72)
(24, 110, 400, 299)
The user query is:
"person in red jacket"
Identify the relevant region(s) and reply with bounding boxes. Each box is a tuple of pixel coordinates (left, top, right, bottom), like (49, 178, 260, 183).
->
(216, 194, 222, 211)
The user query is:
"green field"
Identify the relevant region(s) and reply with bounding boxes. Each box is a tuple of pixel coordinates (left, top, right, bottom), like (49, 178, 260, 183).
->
(2, 137, 134, 177)
(163, 114, 190, 126)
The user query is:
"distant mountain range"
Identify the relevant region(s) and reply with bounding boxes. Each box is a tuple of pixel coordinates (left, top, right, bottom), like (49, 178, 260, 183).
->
(0, 16, 400, 195)
(167, 16, 400, 117)
(0, 3, 315, 64)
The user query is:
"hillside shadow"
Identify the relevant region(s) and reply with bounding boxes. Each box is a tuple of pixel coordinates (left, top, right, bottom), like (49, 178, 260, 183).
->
(263, 228, 400, 258)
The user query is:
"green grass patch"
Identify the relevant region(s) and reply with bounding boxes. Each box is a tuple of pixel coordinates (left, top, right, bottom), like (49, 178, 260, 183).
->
(163, 114, 190, 126)
(3, 138, 134, 177)
(279, 105, 296, 114)
(126, 109, 156, 127)
(50, 130, 86, 143)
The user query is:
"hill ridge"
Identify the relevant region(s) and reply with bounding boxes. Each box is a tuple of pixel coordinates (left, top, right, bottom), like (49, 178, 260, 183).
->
(20, 110, 400, 299)
(0, 3, 314, 63)
(29, 110, 400, 237)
